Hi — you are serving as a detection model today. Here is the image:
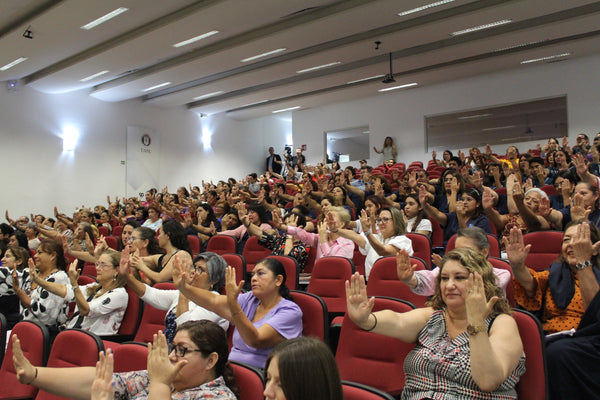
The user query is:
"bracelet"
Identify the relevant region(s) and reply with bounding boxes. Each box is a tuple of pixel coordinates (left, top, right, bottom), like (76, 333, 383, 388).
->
(26, 367, 38, 385)
(72, 285, 79, 290)
(364, 312, 377, 332)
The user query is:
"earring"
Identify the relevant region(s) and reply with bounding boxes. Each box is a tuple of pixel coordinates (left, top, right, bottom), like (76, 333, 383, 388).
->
(113, 275, 117, 281)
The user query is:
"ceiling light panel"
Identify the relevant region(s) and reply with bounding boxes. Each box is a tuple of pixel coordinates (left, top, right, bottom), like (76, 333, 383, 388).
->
(397, 0, 457, 17)
(172, 30, 220, 48)
(450, 19, 513, 36)
(296, 62, 341, 74)
(0, 57, 28, 71)
(142, 82, 171, 92)
(272, 106, 300, 113)
(192, 91, 224, 101)
(81, 7, 129, 30)
(378, 83, 418, 92)
(241, 48, 287, 63)
(520, 52, 572, 64)
(80, 70, 109, 82)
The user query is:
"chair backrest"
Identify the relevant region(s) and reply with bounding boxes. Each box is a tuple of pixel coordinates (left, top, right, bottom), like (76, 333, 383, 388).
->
(242, 236, 272, 272)
(116, 286, 143, 338)
(367, 256, 429, 308)
(303, 246, 317, 273)
(429, 218, 444, 249)
(487, 257, 516, 307)
(0, 321, 50, 400)
(98, 226, 110, 237)
(104, 236, 119, 250)
(512, 309, 548, 400)
(187, 234, 201, 254)
(36, 329, 104, 400)
(229, 360, 264, 400)
(221, 253, 246, 287)
(290, 290, 329, 343)
(405, 233, 432, 268)
(81, 262, 97, 277)
(307, 257, 355, 316)
(342, 381, 396, 400)
(352, 244, 366, 276)
(112, 225, 123, 239)
(446, 233, 501, 258)
(523, 231, 563, 271)
(0, 313, 6, 364)
(133, 282, 174, 343)
(266, 255, 298, 290)
(336, 297, 415, 396)
(112, 342, 148, 372)
(206, 235, 237, 255)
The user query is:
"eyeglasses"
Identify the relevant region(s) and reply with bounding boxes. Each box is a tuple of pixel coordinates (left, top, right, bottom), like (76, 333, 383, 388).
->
(95, 262, 113, 269)
(376, 217, 392, 224)
(168, 344, 203, 358)
(191, 264, 208, 274)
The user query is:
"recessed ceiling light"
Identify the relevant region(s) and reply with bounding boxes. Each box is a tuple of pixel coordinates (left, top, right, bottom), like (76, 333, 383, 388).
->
(79, 70, 109, 82)
(0, 57, 28, 71)
(520, 52, 571, 64)
(378, 83, 418, 92)
(241, 48, 287, 63)
(450, 19, 512, 36)
(173, 30, 220, 48)
(457, 113, 492, 120)
(193, 91, 224, 101)
(347, 75, 385, 84)
(296, 62, 341, 74)
(272, 106, 300, 113)
(494, 39, 548, 52)
(81, 7, 128, 30)
(142, 82, 171, 92)
(398, 0, 456, 16)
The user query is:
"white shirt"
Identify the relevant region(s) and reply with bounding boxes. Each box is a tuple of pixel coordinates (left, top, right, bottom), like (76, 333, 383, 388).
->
(67, 284, 128, 335)
(360, 233, 414, 279)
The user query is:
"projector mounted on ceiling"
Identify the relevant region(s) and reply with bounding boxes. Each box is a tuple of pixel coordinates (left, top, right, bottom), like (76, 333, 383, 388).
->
(382, 52, 396, 84)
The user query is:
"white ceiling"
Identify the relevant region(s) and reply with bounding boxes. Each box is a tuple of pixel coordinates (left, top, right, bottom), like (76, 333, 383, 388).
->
(2, 0, 600, 120)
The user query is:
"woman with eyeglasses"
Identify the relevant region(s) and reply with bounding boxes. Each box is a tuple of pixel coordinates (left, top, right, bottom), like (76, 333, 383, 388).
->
(12, 320, 238, 400)
(24, 249, 128, 335)
(334, 207, 413, 279)
(120, 250, 229, 343)
(173, 257, 302, 370)
(420, 185, 492, 248)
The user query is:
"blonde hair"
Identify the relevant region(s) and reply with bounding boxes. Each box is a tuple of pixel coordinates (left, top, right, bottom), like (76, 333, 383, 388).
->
(429, 248, 510, 317)
(328, 206, 351, 225)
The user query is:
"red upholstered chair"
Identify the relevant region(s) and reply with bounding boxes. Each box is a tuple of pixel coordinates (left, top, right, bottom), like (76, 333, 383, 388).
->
(307, 257, 355, 318)
(512, 309, 548, 400)
(352, 244, 366, 276)
(35, 329, 104, 400)
(242, 236, 271, 272)
(98, 226, 110, 237)
(132, 282, 175, 343)
(0, 313, 6, 364)
(206, 235, 237, 255)
(487, 257, 516, 306)
(0, 321, 50, 400)
(522, 230, 563, 271)
(105, 235, 119, 250)
(290, 290, 329, 343)
(187, 234, 201, 254)
(106, 286, 143, 342)
(112, 225, 123, 239)
(367, 256, 429, 308)
(221, 253, 246, 288)
(303, 246, 317, 273)
(540, 184, 559, 197)
(429, 218, 444, 250)
(335, 297, 415, 396)
(405, 232, 432, 268)
(408, 161, 423, 169)
(342, 381, 395, 400)
(266, 255, 298, 290)
(112, 342, 148, 372)
(446, 233, 501, 258)
(229, 361, 264, 400)
(82, 262, 97, 277)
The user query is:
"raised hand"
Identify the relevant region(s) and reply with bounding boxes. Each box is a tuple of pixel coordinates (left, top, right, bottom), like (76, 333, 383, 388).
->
(345, 273, 375, 327)
(396, 249, 417, 284)
(67, 260, 80, 282)
(465, 272, 497, 326)
(571, 193, 592, 222)
(147, 331, 185, 387)
(12, 335, 38, 385)
(570, 222, 600, 264)
(118, 246, 131, 276)
(503, 226, 531, 268)
(225, 266, 244, 309)
(171, 255, 187, 290)
(91, 350, 115, 400)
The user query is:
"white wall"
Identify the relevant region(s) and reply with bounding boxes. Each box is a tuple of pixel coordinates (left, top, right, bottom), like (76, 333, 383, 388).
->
(293, 54, 600, 168)
(0, 85, 290, 217)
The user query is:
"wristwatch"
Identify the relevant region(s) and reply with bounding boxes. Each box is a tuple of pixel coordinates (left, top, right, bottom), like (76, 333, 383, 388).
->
(467, 324, 487, 336)
(576, 260, 592, 271)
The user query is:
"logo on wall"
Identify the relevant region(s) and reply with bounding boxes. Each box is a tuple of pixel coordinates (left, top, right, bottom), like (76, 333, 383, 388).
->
(141, 134, 151, 146)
